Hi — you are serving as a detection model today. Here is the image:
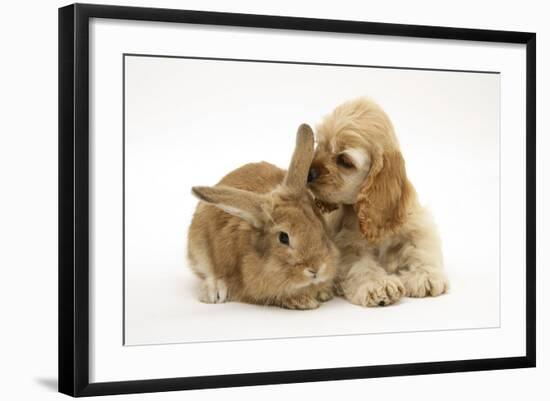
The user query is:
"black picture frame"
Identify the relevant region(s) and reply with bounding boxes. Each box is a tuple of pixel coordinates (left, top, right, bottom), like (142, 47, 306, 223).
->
(59, 3, 536, 397)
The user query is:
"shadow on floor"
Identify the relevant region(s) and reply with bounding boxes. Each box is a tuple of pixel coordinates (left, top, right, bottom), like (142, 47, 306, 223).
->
(35, 377, 57, 392)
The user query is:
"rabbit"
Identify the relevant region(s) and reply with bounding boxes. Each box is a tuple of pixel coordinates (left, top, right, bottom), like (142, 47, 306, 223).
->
(187, 124, 338, 310)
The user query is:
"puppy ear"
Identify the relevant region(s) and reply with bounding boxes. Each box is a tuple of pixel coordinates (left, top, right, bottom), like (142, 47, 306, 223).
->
(354, 151, 413, 243)
(192, 185, 269, 228)
(284, 124, 315, 193)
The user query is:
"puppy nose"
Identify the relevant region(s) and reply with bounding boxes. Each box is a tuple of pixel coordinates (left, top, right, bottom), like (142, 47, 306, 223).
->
(307, 168, 319, 183)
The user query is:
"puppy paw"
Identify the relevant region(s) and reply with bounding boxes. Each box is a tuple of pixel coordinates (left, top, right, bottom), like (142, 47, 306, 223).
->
(401, 270, 449, 297)
(345, 275, 405, 307)
(281, 295, 320, 310)
(198, 278, 229, 303)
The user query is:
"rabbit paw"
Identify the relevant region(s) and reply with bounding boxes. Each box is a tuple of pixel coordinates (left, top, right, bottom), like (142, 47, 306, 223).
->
(345, 275, 405, 307)
(198, 278, 228, 304)
(333, 280, 345, 297)
(316, 287, 334, 302)
(281, 295, 320, 310)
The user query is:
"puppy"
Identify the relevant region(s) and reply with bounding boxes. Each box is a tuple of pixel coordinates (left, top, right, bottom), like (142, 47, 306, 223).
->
(307, 97, 449, 307)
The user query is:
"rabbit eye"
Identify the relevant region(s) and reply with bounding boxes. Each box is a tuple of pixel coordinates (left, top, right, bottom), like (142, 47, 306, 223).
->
(278, 232, 290, 245)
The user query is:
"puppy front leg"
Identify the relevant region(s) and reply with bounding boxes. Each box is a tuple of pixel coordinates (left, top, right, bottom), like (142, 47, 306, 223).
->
(342, 259, 405, 307)
(397, 248, 449, 298)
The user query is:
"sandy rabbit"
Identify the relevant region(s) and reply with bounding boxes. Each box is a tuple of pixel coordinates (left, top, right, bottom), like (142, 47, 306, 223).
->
(188, 124, 338, 309)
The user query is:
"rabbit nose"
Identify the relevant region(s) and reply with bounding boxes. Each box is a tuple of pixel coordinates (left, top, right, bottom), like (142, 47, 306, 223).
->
(307, 168, 319, 183)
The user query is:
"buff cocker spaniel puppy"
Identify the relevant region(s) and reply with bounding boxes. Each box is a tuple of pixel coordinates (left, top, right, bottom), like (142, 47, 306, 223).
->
(307, 98, 449, 307)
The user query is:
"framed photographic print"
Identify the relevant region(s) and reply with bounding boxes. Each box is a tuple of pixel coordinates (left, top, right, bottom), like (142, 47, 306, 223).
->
(58, 3, 536, 397)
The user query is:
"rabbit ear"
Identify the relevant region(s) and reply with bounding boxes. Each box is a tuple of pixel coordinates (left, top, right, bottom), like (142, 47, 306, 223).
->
(284, 124, 315, 193)
(191, 185, 269, 228)
(354, 151, 413, 243)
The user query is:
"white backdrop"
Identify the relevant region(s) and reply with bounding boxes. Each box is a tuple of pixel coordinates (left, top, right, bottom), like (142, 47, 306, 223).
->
(124, 55, 500, 345)
(0, 0, 547, 400)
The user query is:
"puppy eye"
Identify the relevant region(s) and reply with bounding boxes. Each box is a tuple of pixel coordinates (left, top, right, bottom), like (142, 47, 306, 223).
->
(336, 154, 355, 169)
(278, 232, 290, 246)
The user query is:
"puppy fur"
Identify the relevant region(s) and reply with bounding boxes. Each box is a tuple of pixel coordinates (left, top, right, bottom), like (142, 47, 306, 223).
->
(308, 98, 449, 307)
